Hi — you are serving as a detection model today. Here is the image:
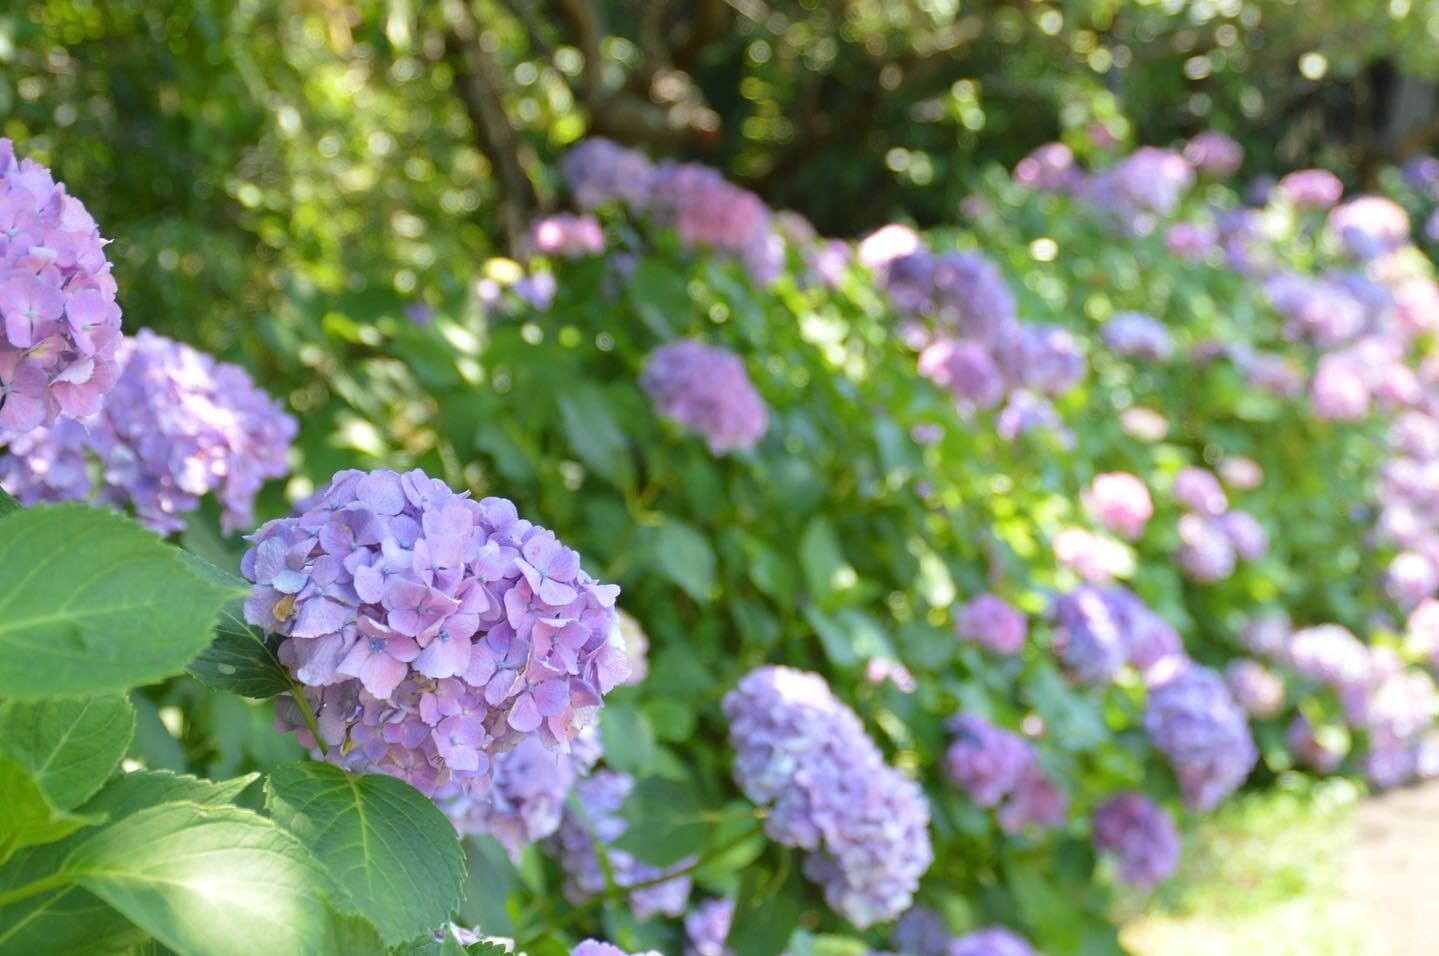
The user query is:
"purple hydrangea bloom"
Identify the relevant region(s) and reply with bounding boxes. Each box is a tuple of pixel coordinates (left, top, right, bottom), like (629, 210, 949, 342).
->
(945, 714, 1067, 834)
(1241, 611, 1292, 658)
(572, 941, 661, 956)
(443, 726, 600, 857)
(1403, 155, 1439, 194)
(641, 340, 768, 455)
(684, 898, 739, 956)
(1176, 513, 1238, 584)
(1339, 658, 1436, 745)
(918, 338, 1006, 412)
(1165, 221, 1219, 262)
(1235, 348, 1305, 397)
(997, 391, 1073, 446)
(884, 249, 1019, 343)
(944, 715, 1033, 807)
(1013, 142, 1081, 192)
(1326, 196, 1411, 260)
(1083, 472, 1153, 540)
(1386, 550, 1439, 609)
(1310, 351, 1371, 421)
(1265, 273, 1367, 346)
(1285, 625, 1372, 688)
(1172, 468, 1228, 516)
(0, 329, 295, 533)
(1286, 714, 1346, 773)
(1050, 586, 1130, 685)
(1218, 457, 1264, 491)
(1224, 659, 1285, 718)
(1086, 147, 1195, 231)
(525, 213, 606, 259)
(891, 906, 954, 956)
(1102, 312, 1173, 362)
(1363, 741, 1417, 789)
(1144, 665, 1258, 811)
(994, 324, 1085, 395)
(1092, 791, 1181, 889)
(250, 469, 627, 804)
(648, 163, 772, 265)
(547, 769, 693, 920)
(0, 138, 124, 434)
(1276, 169, 1344, 209)
(561, 138, 656, 210)
(724, 666, 933, 927)
(950, 927, 1041, 956)
(1184, 132, 1243, 177)
(956, 594, 1028, 655)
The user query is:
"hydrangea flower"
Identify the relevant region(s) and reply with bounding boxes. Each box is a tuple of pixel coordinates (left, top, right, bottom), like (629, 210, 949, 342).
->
(0, 329, 295, 533)
(641, 339, 768, 455)
(648, 163, 772, 263)
(1184, 132, 1243, 177)
(1083, 472, 1153, 540)
(1386, 551, 1439, 609)
(1092, 791, 1181, 889)
(1013, 142, 1081, 192)
(525, 213, 606, 259)
(1172, 468, 1228, 516)
(918, 339, 1006, 412)
(724, 666, 933, 927)
(945, 714, 1067, 833)
(1265, 273, 1367, 345)
(561, 138, 656, 210)
(1087, 147, 1194, 230)
(1310, 351, 1372, 421)
(1326, 196, 1410, 260)
(0, 138, 124, 433)
(546, 769, 693, 920)
(1176, 513, 1238, 584)
(997, 391, 1073, 446)
(1165, 221, 1219, 261)
(1050, 586, 1129, 684)
(1285, 624, 1372, 688)
(994, 324, 1085, 395)
(1242, 611, 1292, 658)
(1218, 456, 1264, 491)
(884, 249, 1019, 342)
(1101, 312, 1174, 362)
(949, 927, 1041, 956)
(1144, 665, 1258, 811)
(442, 726, 600, 857)
(572, 941, 661, 956)
(249, 468, 627, 805)
(1276, 169, 1344, 209)
(683, 898, 749, 956)
(956, 594, 1028, 655)
(610, 609, 649, 685)
(890, 906, 954, 956)
(1224, 660, 1285, 718)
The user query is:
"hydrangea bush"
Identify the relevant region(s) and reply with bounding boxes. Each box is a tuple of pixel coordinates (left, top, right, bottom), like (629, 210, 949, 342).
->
(14, 124, 1439, 956)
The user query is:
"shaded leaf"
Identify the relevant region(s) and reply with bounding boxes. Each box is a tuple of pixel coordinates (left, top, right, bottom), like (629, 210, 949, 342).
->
(613, 776, 711, 867)
(0, 695, 135, 810)
(559, 386, 634, 489)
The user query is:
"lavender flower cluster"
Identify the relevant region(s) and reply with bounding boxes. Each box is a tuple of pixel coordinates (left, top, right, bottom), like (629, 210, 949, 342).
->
(246, 468, 628, 804)
(546, 769, 694, 920)
(889, 908, 1041, 956)
(1091, 791, 1181, 889)
(1083, 471, 1153, 540)
(944, 715, 1067, 834)
(0, 329, 295, 533)
(723, 665, 933, 927)
(1170, 467, 1268, 583)
(956, 593, 1028, 655)
(0, 138, 124, 434)
(640, 339, 769, 454)
(1144, 665, 1258, 811)
(1050, 585, 1185, 687)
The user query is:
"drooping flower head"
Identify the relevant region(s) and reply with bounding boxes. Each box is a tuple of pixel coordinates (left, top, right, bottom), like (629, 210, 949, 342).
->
(1092, 791, 1181, 889)
(641, 340, 768, 455)
(547, 770, 693, 920)
(956, 593, 1028, 655)
(0, 138, 124, 433)
(248, 468, 627, 804)
(1083, 472, 1153, 540)
(724, 666, 933, 928)
(0, 329, 295, 533)
(1144, 665, 1258, 811)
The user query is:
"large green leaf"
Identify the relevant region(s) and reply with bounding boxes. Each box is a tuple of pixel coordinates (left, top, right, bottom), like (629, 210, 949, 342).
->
(264, 762, 466, 946)
(559, 386, 634, 489)
(0, 487, 19, 517)
(0, 696, 135, 810)
(649, 517, 716, 602)
(798, 517, 857, 606)
(613, 776, 711, 867)
(0, 757, 102, 862)
(82, 770, 259, 821)
(177, 552, 292, 700)
(58, 803, 344, 956)
(728, 861, 802, 956)
(0, 505, 233, 699)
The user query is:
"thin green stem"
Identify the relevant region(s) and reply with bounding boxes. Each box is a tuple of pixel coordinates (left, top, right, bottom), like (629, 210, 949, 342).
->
(287, 681, 328, 757)
(0, 872, 70, 909)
